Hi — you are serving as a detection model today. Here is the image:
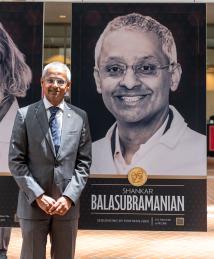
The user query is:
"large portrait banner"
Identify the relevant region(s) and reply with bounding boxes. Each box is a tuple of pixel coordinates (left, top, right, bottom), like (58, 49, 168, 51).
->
(72, 3, 206, 231)
(0, 3, 43, 226)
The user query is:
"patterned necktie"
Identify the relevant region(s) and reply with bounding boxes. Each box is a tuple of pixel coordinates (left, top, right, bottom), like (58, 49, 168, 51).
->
(49, 106, 61, 154)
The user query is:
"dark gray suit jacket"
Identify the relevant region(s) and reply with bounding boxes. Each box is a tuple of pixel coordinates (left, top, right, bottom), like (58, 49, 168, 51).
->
(9, 100, 91, 220)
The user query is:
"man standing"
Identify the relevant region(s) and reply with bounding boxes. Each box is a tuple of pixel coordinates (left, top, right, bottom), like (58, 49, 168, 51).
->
(91, 13, 205, 176)
(9, 62, 91, 259)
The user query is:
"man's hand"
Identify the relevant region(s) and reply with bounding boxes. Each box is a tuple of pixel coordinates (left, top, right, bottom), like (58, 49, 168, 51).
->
(48, 196, 72, 216)
(36, 194, 56, 214)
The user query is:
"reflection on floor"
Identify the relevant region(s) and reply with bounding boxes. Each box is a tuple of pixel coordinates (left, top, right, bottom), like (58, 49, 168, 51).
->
(8, 163, 214, 259)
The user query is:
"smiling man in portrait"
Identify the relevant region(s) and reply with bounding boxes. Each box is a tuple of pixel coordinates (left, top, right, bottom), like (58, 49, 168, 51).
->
(91, 13, 206, 176)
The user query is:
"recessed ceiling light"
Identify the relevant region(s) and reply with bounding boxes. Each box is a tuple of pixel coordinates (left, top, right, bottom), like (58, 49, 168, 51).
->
(59, 15, 66, 19)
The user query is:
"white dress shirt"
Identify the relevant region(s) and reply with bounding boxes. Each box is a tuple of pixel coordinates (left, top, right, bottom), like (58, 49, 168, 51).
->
(114, 115, 169, 174)
(91, 105, 206, 176)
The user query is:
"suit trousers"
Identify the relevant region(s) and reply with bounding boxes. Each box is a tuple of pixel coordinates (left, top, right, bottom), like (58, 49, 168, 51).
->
(19, 217, 78, 259)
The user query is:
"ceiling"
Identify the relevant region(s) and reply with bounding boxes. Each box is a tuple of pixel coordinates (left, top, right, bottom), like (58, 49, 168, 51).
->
(45, 2, 214, 24)
(45, 2, 72, 24)
(207, 3, 214, 24)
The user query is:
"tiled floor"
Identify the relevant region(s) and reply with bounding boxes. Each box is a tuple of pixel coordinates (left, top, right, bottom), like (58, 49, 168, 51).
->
(7, 173, 214, 259)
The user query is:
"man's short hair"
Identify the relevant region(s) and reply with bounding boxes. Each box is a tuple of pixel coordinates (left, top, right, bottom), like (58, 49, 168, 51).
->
(42, 62, 71, 81)
(0, 23, 32, 98)
(94, 13, 177, 69)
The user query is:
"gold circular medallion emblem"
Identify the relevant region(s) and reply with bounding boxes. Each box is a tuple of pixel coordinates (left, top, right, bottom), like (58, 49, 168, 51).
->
(128, 167, 148, 187)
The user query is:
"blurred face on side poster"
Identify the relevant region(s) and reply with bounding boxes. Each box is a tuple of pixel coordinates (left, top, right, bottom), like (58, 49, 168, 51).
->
(91, 13, 206, 176)
(0, 22, 32, 173)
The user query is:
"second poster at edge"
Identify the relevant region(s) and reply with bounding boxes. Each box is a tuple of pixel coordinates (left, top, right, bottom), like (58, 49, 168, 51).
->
(72, 3, 206, 231)
(0, 3, 43, 226)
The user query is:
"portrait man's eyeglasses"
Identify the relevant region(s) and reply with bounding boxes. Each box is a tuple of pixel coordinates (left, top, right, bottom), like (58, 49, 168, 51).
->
(98, 62, 175, 78)
(45, 78, 67, 87)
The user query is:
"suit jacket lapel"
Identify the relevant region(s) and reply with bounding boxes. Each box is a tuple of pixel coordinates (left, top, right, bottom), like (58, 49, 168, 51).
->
(35, 100, 56, 157)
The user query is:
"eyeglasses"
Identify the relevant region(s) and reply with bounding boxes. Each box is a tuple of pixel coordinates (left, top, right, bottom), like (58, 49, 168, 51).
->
(98, 62, 175, 78)
(45, 78, 67, 86)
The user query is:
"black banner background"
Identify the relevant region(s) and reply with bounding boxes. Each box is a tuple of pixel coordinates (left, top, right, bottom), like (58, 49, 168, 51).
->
(72, 3, 206, 140)
(0, 3, 43, 227)
(72, 3, 207, 231)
